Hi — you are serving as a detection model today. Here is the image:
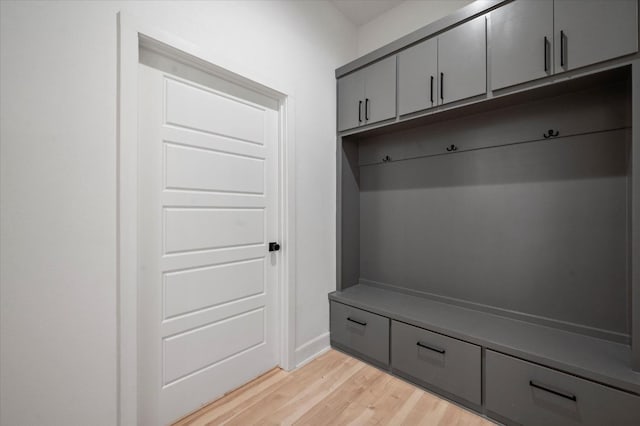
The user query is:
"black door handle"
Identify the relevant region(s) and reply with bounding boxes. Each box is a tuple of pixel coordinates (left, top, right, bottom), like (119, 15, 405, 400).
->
(268, 242, 280, 252)
(347, 317, 367, 326)
(365, 98, 370, 121)
(560, 30, 565, 68)
(430, 75, 434, 104)
(529, 380, 577, 402)
(358, 100, 362, 123)
(416, 341, 446, 354)
(440, 72, 444, 101)
(544, 36, 548, 72)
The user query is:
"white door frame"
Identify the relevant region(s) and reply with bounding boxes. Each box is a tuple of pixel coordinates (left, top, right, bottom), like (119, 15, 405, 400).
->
(117, 12, 297, 426)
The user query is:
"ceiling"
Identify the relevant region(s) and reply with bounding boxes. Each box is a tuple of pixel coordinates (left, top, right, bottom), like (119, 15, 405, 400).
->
(331, 0, 404, 26)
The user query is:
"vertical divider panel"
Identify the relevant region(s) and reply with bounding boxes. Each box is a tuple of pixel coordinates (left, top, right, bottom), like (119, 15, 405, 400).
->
(632, 59, 640, 371)
(340, 137, 360, 290)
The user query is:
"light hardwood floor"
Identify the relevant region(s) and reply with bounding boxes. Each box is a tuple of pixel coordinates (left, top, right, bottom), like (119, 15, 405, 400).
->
(174, 349, 495, 425)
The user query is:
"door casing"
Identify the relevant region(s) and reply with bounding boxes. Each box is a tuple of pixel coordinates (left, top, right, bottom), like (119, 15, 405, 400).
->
(117, 12, 297, 426)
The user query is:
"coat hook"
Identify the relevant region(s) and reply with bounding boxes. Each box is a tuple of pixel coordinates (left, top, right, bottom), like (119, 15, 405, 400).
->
(382, 155, 391, 163)
(543, 129, 559, 139)
(446, 144, 458, 152)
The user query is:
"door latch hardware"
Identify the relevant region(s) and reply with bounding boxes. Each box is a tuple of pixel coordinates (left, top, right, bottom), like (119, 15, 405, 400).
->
(269, 242, 281, 252)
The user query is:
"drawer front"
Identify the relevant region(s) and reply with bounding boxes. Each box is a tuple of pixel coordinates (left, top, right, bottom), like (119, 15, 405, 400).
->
(391, 320, 481, 405)
(330, 302, 389, 366)
(486, 350, 640, 426)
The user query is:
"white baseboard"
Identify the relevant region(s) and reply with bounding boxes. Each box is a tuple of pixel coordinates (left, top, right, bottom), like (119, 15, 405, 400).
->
(294, 332, 331, 368)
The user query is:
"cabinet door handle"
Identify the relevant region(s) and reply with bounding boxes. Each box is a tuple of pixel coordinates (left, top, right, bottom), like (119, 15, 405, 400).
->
(544, 36, 548, 72)
(365, 98, 370, 121)
(416, 341, 446, 354)
(529, 380, 577, 401)
(440, 72, 444, 101)
(347, 317, 367, 326)
(358, 100, 363, 123)
(430, 75, 434, 104)
(560, 30, 565, 68)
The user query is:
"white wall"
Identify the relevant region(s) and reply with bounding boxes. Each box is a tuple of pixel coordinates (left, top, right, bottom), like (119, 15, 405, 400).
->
(357, 0, 473, 56)
(0, 1, 356, 424)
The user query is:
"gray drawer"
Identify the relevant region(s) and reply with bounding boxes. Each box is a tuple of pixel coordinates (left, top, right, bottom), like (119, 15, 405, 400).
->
(330, 302, 389, 366)
(486, 350, 640, 426)
(391, 320, 481, 405)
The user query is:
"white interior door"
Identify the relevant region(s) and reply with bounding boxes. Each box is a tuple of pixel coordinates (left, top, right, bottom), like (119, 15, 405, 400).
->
(138, 62, 280, 425)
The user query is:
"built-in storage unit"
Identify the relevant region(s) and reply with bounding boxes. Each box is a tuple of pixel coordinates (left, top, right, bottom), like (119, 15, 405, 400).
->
(332, 0, 640, 423)
(337, 55, 397, 131)
(553, 0, 638, 73)
(491, 0, 638, 90)
(398, 15, 486, 115)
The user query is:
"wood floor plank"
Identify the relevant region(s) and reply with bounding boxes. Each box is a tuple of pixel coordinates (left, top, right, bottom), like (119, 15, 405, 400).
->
(172, 349, 494, 426)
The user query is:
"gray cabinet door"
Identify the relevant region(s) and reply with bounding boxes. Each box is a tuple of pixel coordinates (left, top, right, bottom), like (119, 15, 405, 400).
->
(363, 55, 397, 125)
(438, 15, 487, 105)
(490, 0, 553, 90)
(398, 38, 438, 116)
(554, 0, 638, 73)
(337, 70, 364, 132)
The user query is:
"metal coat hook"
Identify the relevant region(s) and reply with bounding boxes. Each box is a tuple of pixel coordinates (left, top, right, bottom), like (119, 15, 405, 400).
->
(543, 129, 559, 138)
(446, 144, 458, 152)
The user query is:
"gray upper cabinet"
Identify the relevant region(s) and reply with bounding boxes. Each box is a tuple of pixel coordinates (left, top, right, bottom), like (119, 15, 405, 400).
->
(337, 71, 364, 132)
(337, 56, 397, 132)
(364, 56, 397, 125)
(438, 15, 487, 105)
(398, 38, 438, 116)
(490, 1, 553, 90)
(555, 0, 638, 73)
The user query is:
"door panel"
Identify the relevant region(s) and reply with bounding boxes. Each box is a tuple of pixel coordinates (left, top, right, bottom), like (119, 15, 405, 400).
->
(438, 15, 487, 104)
(163, 308, 265, 384)
(164, 258, 264, 318)
(139, 64, 279, 425)
(554, 0, 638, 73)
(337, 71, 365, 131)
(398, 38, 438, 115)
(164, 208, 264, 253)
(165, 78, 266, 144)
(363, 55, 397, 125)
(165, 143, 265, 194)
(491, 0, 553, 90)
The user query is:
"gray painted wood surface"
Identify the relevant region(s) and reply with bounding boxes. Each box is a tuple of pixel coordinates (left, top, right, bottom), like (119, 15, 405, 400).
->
(336, 0, 507, 78)
(359, 129, 629, 337)
(330, 301, 389, 366)
(329, 284, 640, 395)
(337, 56, 397, 131)
(359, 78, 630, 166)
(554, 0, 638, 74)
(485, 350, 640, 425)
(340, 139, 360, 291)
(398, 38, 438, 116)
(391, 320, 482, 405)
(437, 15, 487, 105)
(633, 60, 640, 371)
(363, 56, 397, 125)
(337, 71, 364, 132)
(490, 0, 553, 90)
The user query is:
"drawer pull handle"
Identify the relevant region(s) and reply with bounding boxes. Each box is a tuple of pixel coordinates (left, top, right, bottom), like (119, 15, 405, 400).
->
(529, 380, 577, 402)
(416, 341, 446, 354)
(347, 317, 367, 326)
